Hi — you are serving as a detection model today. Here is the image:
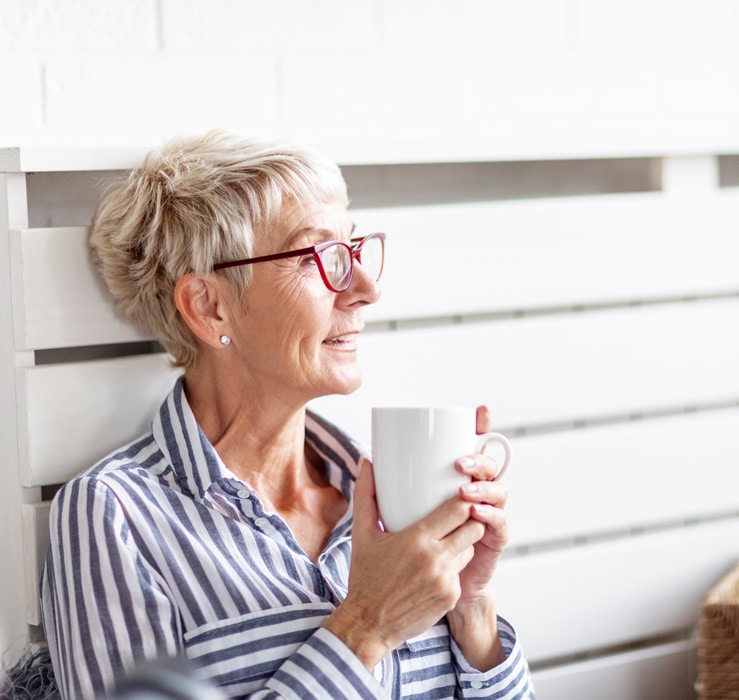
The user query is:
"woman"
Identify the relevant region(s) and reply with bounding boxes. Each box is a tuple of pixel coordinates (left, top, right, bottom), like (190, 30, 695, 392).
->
(41, 131, 535, 699)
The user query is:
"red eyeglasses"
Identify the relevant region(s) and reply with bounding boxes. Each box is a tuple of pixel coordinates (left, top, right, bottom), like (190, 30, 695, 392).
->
(213, 232, 385, 293)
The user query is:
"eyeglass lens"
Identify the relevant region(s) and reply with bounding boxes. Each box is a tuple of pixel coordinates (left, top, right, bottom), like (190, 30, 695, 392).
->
(321, 245, 352, 291)
(357, 235, 384, 282)
(320, 235, 384, 291)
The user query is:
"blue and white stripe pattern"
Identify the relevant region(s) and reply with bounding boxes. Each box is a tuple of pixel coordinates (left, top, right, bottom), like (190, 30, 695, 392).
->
(42, 378, 535, 699)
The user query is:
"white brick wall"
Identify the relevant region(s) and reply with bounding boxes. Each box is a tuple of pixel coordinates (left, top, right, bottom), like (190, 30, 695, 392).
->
(1, 0, 739, 152)
(0, 0, 158, 50)
(160, 0, 382, 53)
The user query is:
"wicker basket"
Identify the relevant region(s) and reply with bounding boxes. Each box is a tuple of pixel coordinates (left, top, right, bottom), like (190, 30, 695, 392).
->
(698, 563, 739, 699)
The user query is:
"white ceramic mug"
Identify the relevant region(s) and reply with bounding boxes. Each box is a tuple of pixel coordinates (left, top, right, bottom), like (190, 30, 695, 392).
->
(371, 406, 512, 532)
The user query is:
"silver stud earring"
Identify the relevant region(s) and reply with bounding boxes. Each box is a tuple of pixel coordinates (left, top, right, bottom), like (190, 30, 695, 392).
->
(219, 335, 231, 346)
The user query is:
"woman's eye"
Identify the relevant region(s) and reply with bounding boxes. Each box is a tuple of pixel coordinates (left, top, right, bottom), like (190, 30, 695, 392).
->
(300, 255, 318, 267)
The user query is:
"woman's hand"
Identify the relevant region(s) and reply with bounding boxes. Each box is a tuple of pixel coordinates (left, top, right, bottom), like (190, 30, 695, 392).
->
(324, 458, 485, 670)
(445, 404, 509, 670)
(453, 404, 510, 605)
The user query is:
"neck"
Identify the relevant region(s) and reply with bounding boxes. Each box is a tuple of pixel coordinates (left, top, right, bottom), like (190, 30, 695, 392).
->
(182, 363, 347, 562)
(182, 365, 324, 507)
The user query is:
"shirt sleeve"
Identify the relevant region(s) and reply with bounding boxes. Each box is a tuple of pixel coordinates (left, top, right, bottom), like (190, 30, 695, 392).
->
(42, 476, 186, 700)
(262, 627, 389, 699)
(450, 617, 537, 699)
(41, 476, 390, 700)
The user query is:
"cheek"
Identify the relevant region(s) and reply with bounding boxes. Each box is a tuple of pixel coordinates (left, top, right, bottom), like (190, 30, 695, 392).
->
(276, 291, 333, 348)
(275, 269, 327, 306)
(244, 273, 335, 353)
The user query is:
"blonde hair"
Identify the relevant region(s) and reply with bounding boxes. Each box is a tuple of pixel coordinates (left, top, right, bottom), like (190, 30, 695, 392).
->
(90, 130, 349, 369)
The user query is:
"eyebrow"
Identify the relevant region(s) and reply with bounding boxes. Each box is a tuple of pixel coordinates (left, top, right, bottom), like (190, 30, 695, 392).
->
(284, 223, 357, 249)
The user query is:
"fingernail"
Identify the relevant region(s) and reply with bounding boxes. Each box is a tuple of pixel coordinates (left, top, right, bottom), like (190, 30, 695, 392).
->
(458, 456, 475, 472)
(462, 481, 479, 495)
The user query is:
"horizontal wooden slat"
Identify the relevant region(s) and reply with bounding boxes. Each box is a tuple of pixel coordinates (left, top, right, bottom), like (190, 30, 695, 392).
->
(358, 190, 739, 322)
(22, 501, 51, 626)
(19, 298, 739, 487)
(494, 518, 739, 663)
(13, 190, 739, 349)
(310, 297, 739, 445)
(0, 147, 149, 173)
(11, 226, 151, 349)
(17, 355, 181, 487)
(531, 639, 696, 700)
(506, 408, 739, 547)
(2, 142, 739, 170)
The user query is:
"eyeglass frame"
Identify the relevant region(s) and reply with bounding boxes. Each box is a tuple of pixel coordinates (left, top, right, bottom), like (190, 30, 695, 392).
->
(212, 232, 386, 293)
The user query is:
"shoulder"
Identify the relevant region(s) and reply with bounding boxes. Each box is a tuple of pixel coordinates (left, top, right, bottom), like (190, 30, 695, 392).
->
(306, 410, 369, 459)
(52, 431, 166, 509)
(305, 409, 369, 481)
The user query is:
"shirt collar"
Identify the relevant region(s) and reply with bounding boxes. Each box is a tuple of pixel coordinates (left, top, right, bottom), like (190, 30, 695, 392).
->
(152, 377, 368, 503)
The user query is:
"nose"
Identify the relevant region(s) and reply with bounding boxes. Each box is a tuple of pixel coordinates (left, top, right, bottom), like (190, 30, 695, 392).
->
(339, 259, 381, 307)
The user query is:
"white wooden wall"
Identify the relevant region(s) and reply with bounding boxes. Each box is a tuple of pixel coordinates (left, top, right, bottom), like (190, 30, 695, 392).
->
(1, 144, 738, 699)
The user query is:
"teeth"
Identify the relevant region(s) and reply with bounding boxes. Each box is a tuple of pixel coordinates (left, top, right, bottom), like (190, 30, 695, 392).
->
(326, 334, 352, 343)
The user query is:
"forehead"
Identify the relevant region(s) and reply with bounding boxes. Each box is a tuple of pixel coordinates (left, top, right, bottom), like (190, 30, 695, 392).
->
(267, 198, 352, 247)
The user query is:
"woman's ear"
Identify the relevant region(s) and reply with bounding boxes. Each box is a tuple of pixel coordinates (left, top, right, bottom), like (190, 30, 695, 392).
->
(174, 273, 231, 350)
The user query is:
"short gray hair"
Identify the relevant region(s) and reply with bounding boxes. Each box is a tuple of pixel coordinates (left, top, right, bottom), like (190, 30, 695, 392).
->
(90, 130, 349, 369)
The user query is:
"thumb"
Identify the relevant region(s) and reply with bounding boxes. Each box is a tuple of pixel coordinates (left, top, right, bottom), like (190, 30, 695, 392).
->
(353, 457, 381, 538)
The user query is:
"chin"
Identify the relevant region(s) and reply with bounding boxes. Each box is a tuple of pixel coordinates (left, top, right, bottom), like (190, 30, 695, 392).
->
(321, 368, 363, 398)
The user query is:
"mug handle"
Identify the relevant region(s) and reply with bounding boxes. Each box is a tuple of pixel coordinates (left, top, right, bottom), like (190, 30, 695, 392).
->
(475, 432, 512, 480)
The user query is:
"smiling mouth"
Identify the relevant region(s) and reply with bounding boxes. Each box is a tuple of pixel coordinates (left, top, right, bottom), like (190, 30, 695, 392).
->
(323, 333, 357, 345)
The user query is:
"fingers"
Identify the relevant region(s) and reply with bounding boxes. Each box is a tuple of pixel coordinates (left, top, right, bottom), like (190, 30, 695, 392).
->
(458, 481, 509, 553)
(475, 404, 493, 434)
(410, 509, 485, 590)
(456, 451, 501, 482)
(412, 500, 487, 578)
(459, 480, 508, 509)
(469, 406, 508, 482)
(468, 503, 509, 552)
(413, 493, 477, 541)
(443, 516, 486, 554)
(457, 479, 509, 551)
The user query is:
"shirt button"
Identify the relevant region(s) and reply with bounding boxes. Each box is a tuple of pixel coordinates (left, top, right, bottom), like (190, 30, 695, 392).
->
(236, 489, 250, 499)
(254, 517, 269, 528)
(470, 681, 484, 690)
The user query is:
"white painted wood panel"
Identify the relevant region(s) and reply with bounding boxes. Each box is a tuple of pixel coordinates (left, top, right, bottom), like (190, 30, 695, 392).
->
(19, 387, 739, 550)
(13, 190, 739, 349)
(357, 190, 739, 323)
(531, 639, 696, 700)
(0, 142, 738, 170)
(19, 298, 739, 487)
(506, 408, 739, 547)
(11, 227, 150, 349)
(17, 355, 181, 487)
(0, 172, 32, 658)
(6, 145, 738, 684)
(0, 147, 148, 173)
(22, 501, 51, 626)
(311, 297, 739, 446)
(494, 518, 739, 663)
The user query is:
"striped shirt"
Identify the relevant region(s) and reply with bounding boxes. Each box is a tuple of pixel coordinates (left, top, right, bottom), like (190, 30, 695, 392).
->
(42, 378, 535, 699)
